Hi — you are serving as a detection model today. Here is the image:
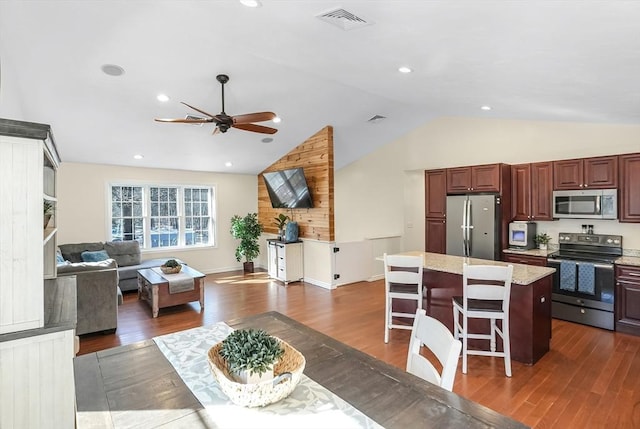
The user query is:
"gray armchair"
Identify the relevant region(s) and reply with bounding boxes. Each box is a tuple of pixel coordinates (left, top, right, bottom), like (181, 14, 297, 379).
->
(57, 259, 119, 335)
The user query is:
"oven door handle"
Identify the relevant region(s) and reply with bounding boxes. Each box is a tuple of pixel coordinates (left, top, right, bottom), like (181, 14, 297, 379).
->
(550, 259, 613, 270)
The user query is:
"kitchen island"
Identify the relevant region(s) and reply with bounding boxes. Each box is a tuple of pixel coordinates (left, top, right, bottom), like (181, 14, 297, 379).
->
(393, 252, 555, 365)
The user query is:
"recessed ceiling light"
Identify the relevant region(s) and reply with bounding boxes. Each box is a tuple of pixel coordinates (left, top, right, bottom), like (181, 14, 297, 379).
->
(272, 117, 281, 123)
(398, 66, 412, 74)
(101, 64, 125, 77)
(157, 94, 170, 102)
(225, 161, 233, 167)
(261, 137, 274, 143)
(133, 154, 144, 160)
(240, 0, 261, 7)
(481, 105, 492, 111)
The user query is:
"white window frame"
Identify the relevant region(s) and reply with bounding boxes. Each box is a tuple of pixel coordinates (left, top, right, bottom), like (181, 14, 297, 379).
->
(107, 182, 216, 251)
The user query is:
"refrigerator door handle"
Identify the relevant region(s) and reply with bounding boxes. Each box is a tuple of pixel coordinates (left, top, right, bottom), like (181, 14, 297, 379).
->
(461, 198, 468, 256)
(466, 198, 472, 256)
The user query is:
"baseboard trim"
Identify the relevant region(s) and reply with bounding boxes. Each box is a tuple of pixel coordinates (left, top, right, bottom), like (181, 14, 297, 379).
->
(304, 277, 335, 290)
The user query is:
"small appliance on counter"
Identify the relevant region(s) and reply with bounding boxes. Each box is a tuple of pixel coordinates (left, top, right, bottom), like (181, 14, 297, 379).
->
(508, 221, 537, 250)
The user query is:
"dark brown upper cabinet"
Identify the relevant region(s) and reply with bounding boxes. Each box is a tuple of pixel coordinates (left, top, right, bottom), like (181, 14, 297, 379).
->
(553, 155, 618, 190)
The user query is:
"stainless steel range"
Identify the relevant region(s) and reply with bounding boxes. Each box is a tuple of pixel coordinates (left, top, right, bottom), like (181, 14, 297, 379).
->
(547, 232, 622, 330)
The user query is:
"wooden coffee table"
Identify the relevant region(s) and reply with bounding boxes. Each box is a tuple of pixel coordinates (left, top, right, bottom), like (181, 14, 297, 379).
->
(137, 265, 205, 318)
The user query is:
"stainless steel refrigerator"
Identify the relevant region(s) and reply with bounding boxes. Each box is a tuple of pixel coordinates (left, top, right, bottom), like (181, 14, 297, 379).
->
(445, 194, 500, 260)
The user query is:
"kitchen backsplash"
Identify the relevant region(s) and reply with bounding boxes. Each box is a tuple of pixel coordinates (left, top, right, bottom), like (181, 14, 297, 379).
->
(534, 219, 640, 252)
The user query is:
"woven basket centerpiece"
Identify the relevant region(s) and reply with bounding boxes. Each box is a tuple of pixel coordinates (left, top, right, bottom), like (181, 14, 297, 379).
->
(208, 338, 305, 407)
(160, 259, 182, 274)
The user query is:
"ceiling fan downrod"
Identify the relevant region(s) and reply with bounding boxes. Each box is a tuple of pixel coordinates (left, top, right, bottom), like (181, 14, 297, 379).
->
(216, 74, 229, 115)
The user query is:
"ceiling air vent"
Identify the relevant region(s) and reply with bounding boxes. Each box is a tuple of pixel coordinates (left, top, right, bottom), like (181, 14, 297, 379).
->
(316, 8, 372, 31)
(186, 115, 205, 126)
(368, 115, 386, 124)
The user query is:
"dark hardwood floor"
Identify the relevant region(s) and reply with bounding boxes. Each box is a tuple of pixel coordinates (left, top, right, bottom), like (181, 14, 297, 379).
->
(79, 271, 640, 428)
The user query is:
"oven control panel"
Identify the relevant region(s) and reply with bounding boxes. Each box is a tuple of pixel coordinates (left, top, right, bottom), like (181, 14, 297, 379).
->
(558, 232, 622, 248)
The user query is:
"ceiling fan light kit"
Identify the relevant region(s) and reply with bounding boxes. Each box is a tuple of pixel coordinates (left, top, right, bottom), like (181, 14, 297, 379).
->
(154, 74, 278, 135)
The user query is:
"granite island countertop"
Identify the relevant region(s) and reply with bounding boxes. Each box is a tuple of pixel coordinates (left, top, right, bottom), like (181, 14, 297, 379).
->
(398, 251, 555, 285)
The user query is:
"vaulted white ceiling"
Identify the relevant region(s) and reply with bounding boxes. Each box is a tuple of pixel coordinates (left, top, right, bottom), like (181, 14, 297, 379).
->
(1, 1, 639, 174)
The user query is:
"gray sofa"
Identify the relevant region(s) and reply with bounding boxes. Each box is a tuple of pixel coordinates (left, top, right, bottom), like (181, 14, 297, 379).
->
(58, 240, 183, 292)
(57, 259, 119, 335)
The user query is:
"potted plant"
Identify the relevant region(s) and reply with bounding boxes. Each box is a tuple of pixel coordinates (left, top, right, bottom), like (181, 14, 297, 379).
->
(219, 328, 284, 384)
(273, 213, 289, 241)
(160, 258, 182, 274)
(230, 213, 264, 272)
(43, 199, 54, 229)
(534, 233, 552, 250)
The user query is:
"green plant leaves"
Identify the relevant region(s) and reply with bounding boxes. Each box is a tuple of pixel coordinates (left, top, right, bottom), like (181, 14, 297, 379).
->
(219, 329, 284, 376)
(230, 213, 264, 263)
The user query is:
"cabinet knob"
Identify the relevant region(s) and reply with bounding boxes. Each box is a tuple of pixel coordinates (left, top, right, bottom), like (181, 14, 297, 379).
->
(443, 220, 446, 223)
(580, 309, 586, 314)
(579, 184, 584, 188)
(584, 184, 588, 187)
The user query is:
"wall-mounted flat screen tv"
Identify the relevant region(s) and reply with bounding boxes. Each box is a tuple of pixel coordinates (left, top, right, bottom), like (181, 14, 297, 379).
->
(262, 167, 313, 209)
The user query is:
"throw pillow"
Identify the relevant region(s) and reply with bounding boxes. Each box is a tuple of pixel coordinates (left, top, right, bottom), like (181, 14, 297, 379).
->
(81, 250, 110, 262)
(56, 248, 65, 264)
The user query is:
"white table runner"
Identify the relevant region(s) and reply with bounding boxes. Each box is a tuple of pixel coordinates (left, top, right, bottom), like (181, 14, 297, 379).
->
(154, 323, 384, 429)
(151, 267, 194, 293)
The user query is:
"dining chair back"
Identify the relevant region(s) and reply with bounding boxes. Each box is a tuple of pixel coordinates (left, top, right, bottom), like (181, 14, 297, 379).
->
(406, 308, 462, 391)
(383, 253, 424, 343)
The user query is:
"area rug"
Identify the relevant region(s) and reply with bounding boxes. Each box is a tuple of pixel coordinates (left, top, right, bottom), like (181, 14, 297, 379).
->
(154, 323, 383, 429)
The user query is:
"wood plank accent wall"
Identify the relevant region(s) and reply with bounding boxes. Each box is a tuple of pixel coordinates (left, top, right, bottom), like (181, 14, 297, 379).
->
(258, 126, 334, 242)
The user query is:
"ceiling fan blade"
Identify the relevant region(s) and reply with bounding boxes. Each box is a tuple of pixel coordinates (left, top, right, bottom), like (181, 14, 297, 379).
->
(232, 111, 276, 124)
(233, 123, 278, 134)
(180, 102, 220, 120)
(154, 118, 213, 124)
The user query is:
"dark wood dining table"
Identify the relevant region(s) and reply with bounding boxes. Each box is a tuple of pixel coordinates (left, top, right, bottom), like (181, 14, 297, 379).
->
(74, 311, 528, 428)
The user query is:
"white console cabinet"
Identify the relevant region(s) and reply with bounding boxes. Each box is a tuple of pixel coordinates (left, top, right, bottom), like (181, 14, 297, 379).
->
(267, 240, 303, 284)
(0, 119, 76, 429)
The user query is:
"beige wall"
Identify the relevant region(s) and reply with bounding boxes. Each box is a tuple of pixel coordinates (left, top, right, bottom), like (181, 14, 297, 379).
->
(57, 162, 258, 273)
(336, 117, 640, 251)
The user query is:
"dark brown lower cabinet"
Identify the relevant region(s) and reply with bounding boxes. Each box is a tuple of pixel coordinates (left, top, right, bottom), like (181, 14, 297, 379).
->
(616, 264, 640, 336)
(425, 217, 446, 254)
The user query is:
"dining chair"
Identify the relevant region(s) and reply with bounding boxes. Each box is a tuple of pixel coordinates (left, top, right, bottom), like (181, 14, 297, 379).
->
(452, 263, 514, 377)
(406, 308, 462, 391)
(383, 253, 424, 343)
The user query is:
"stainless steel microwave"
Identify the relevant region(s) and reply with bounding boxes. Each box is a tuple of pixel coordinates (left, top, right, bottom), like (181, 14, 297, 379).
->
(552, 189, 618, 219)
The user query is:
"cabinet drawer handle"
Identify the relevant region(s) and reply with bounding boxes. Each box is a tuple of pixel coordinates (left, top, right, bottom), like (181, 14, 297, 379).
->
(627, 272, 640, 277)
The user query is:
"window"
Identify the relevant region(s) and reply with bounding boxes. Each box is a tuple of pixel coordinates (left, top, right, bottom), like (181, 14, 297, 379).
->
(109, 184, 215, 249)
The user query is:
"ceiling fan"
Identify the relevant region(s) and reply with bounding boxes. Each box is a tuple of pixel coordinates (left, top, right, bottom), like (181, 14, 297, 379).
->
(154, 74, 278, 135)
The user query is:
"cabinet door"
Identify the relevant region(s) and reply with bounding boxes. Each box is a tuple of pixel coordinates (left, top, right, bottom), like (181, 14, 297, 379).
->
(425, 217, 446, 254)
(510, 164, 531, 221)
(471, 164, 501, 192)
(553, 158, 583, 190)
(616, 280, 640, 335)
(531, 161, 554, 220)
(584, 155, 618, 189)
(0, 136, 44, 334)
(446, 167, 472, 193)
(425, 169, 447, 218)
(619, 153, 640, 222)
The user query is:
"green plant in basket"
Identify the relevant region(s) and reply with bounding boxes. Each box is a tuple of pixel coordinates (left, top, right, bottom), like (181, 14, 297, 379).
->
(219, 329, 284, 377)
(163, 259, 180, 268)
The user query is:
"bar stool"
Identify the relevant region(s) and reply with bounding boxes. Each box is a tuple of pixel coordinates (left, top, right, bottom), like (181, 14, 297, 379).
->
(452, 263, 514, 376)
(383, 253, 424, 343)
